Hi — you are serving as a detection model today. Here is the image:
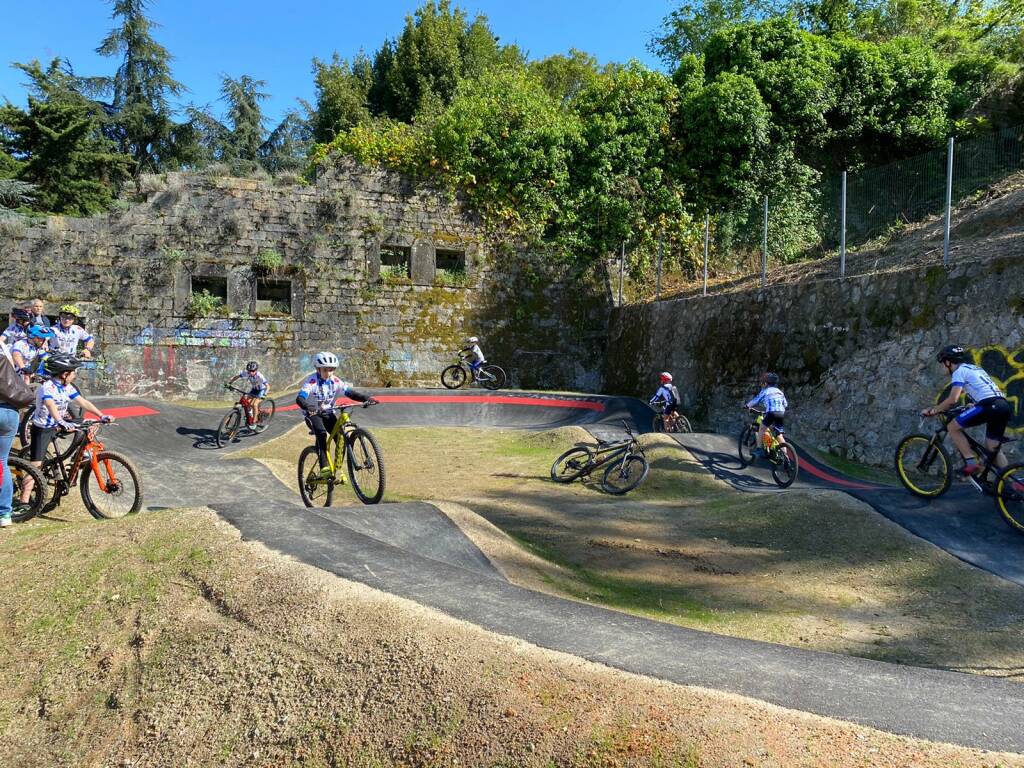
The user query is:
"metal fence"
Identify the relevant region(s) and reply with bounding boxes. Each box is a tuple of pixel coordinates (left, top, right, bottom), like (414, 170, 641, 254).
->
(619, 123, 1024, 304)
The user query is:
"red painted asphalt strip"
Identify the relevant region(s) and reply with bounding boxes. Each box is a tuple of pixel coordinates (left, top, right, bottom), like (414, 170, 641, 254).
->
(796, 457, 878, 491)
(278, 394, 606, 412)
(85, 405, 160, 420)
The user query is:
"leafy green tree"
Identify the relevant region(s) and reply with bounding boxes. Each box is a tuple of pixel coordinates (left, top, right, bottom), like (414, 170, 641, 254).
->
(650, 0, 785, 62)
(429, 67, 580, 237)
(260, 111, 313, 173)
(96, 0, 188, 175)
(221, 75, 267, 165)
(311, 53, 373, 143)
(0, 61, 130, 214)
(529, 49, 602, 105)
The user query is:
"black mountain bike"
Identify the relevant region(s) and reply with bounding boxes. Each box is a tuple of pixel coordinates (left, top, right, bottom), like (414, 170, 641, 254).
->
(441, 358, 506, 391)
(895, 407, 1024, 534)
(737, 407, 799, 488)
(550, 420, 650, 495)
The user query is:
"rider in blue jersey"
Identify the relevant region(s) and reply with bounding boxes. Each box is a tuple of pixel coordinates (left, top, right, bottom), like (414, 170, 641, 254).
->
(746, 372, 788, 457)
(922, 345, 1013, 475)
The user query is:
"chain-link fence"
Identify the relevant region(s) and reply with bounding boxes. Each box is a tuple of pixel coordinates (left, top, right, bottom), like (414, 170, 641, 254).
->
(618, 124, 1024, 304)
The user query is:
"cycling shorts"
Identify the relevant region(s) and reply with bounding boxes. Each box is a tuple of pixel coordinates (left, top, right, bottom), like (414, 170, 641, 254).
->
(763, 412, 785, 432)
(249, 387, 267, 398)
(29, 425, 56, 462)
(955, 397, 1012, 441)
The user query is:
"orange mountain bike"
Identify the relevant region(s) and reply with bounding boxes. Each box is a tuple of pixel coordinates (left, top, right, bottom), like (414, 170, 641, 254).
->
(18, 421, 143, 520)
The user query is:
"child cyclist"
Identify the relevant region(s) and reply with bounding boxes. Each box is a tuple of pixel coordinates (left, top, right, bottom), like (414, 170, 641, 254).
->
(50, 305, 95, 358)
(227, 361, 269, 426)
(19, 354, 113, 504)
(11, 326, 54, 382)
(746, 372, 788, 457)
(460, 336, 486, 378)
(650, 372, 682, 426)
(295, 352, 378, 478)
(923, 345, 1013, 475)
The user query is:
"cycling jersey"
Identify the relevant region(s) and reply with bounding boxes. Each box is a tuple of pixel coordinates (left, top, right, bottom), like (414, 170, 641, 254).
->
(239, 370, 268, 395)
(650, 384, 679, 406)
(11, 339, 45, 371)
(1, 324, 28, 345)
(297, 373, 354, 410)
(747, 386, 788, 413)
(461, 344, 485, 364)
(951, 364, 1003, 403)
(50, 324, 93, 355)
(31, 379, 79, 428)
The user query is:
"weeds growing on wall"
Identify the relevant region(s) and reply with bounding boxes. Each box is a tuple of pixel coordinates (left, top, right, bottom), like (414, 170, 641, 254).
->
(254, 249, 284, 273)
(185, 290, 224, 320)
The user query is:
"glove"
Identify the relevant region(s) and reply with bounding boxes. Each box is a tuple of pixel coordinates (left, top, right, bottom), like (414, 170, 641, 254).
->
(100, 415, 113, 423)
(365, 397, 380, 406)
(58, 419, 76, 432)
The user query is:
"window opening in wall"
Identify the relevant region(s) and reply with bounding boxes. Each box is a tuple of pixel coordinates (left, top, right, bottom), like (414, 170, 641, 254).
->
(256, 279, 292, 315)
(380, 244, 411, 282)
(435, 248, 468, 287)
(190, 275, 228, 301)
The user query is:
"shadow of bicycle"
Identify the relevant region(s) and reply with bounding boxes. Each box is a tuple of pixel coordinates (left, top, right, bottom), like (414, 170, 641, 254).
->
(175, 425, 222, 450)
(680, 444, 779, 492)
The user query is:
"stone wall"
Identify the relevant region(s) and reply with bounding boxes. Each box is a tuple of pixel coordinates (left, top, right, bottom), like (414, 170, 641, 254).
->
(0, 161, 609, 398)
(606, 256, 1024, 465)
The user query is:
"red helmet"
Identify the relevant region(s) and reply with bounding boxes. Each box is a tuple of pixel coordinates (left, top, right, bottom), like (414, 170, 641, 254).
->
(659, 371, 672, 384)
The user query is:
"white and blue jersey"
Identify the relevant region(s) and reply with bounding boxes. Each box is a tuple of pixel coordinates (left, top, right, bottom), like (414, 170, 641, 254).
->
(461, 343, 485, 370)
(50, 323, 93, 355)
(747, 386, 788, 414)
(951, 364, 1003, 403)
(239, 370, 268, 396)
(11, 339, 46, 373)
(297, 373, 354, 410)
(650, 384, 679, 407)
(1, 324, 28, 346)
(31, 379, 79, 428)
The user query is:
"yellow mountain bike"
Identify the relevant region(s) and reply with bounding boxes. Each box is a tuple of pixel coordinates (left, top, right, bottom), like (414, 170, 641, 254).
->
(297, 403, 385, 506)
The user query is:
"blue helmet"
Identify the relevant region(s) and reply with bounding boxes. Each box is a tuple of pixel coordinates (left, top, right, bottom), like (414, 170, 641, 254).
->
(27, 326, 54, 340)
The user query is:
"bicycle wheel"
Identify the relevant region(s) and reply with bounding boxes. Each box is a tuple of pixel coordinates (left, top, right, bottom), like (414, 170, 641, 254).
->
(480, 365, 506, 391)
(652, 415, 666, 433)
(770, 443, 799, 488)
(551, 445, 594, 483)
(254, 398, 276, 433)
(737, 426, 757, 467)
(9, 457, 47, 523)
(441, 365, 467, 389)
(17, 408, 32, 447)
(995, 464, 1024, 534)
(216, 408, 242, 448)
(346, 428, 386, 504)
(80, 451, 143, 519)
(895, 434, 951, 498)
(601, 454, 649, 495)
(674, 415, 692, 434)
(297, 445, 334, 507)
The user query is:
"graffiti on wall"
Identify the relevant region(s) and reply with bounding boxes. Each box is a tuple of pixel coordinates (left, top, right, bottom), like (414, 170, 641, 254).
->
(131, 320, 254, 349)
(937, 345, 1024, 433)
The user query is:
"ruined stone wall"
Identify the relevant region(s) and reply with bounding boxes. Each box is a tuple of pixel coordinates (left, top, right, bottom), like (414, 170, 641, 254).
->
(606, 256, 1024, 465)
(0, 161, 609, 398)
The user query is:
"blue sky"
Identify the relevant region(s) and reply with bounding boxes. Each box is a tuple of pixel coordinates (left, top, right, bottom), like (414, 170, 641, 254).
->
(1, 0, 672, 126)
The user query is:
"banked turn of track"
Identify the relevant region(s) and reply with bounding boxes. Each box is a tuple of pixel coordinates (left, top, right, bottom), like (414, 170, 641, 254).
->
(93, 389, 1024, 754)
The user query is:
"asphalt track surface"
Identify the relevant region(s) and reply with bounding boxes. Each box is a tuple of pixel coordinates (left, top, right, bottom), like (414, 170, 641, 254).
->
(87, 390, 1024, 753)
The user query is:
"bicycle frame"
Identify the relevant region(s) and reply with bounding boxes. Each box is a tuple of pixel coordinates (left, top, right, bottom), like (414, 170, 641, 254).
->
(49, 423, 120, 496)
(928, 412, 1002, 485)
(311, 407, 357, 478)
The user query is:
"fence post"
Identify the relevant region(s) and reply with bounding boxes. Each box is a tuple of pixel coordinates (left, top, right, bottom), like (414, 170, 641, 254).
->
(655, 240, 663, 299)
(702, 214, 710, 297)
(943, 135, 954, 266)
(761, 196, 768, 289)
(839, 170, 847, 279)
(618, 242, 625, 305)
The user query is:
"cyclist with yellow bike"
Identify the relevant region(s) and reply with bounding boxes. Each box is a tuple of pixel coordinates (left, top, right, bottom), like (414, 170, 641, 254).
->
(746, 372, 788, 459)
(296, 352, 378, 479)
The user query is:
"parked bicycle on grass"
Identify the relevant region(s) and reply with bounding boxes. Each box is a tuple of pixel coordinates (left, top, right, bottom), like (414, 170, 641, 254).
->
(550, 420, 650, 495)
(737, 407, 799, 488)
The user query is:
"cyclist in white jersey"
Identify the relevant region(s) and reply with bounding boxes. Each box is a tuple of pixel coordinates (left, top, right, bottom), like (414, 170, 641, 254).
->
(11, 326, 54, 382)
(228, 361, 269, 426)
(746, 372, 788, 457)
(50, 305, 94, 358)
(295, 351, 377, 478)
(922, 345, 1013, 475)
(2, 307, 33, 346)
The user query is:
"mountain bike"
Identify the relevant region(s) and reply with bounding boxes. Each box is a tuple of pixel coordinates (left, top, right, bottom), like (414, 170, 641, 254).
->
(217, 384, 275, 448)
(441, 358, 506, 391)
(550, 420, 650, 495)
(895, 407, 1024, 534)
(297, 402, 385, 506)
(651, 399, 692, 433)
(8, 456, 47, 523)
(19, 421, 143, 520)
(738, 407, 799, 488)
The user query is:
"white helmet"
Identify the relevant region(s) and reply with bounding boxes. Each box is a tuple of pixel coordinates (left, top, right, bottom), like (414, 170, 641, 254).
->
(467, 336, 479, 344)
(314, 351, 339, 368)
(659, 371, 673, 383)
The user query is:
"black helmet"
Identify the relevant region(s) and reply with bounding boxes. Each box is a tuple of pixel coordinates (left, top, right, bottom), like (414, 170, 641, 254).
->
(11, 307, 31, 322)
(246, 361, 259, 372)
(762, 372, 780, 386)
(43, 353, 82, 377)
(937, 345, 969, 365)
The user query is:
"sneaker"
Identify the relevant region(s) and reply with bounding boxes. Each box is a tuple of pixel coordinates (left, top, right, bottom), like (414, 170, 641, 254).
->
(318, 467, 333, 480)
(961, 461, 982, 477)
(0, 516, 11, 528)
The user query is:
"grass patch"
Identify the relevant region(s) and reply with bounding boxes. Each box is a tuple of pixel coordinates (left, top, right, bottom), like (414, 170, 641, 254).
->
(804, 444, 901, 484)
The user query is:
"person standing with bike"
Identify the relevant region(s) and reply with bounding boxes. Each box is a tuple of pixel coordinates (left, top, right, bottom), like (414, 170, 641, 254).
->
(922, 345, 1012, 477)
(228, 361, 269, 427)
(18, 354, 113, 506)
(296, 352, 377, 479)
(0, 335, 36, 528)
(746, 372, 788, 459)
